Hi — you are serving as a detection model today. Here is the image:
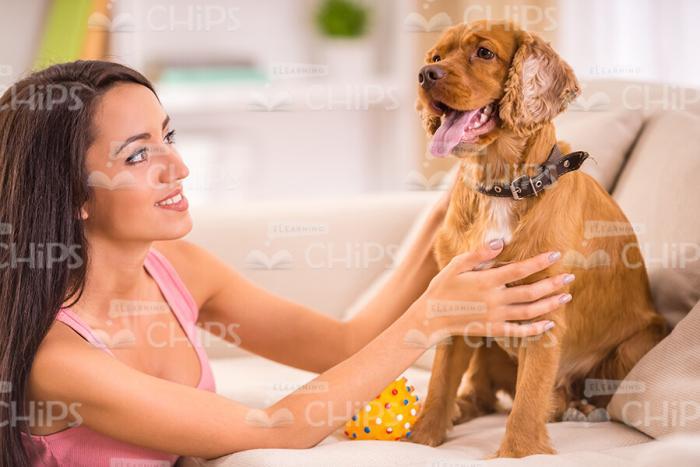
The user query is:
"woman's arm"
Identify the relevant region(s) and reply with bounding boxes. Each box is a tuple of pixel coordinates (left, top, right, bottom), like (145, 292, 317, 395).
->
(343, 202, 444, 355)
(343, 168, 460, 355)
(152, 180, 452, 375)
(179, 201, 442, 374)
(30, 241, 567, 459)
(26, 292, 442, 459)
(154, 239, 350, 374)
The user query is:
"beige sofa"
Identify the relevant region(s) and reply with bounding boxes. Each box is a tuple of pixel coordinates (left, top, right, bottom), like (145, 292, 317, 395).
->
(179, 80, 700, 466)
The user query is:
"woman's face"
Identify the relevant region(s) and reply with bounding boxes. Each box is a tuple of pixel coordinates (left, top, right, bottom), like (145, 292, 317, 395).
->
(83, 82, 192, 242)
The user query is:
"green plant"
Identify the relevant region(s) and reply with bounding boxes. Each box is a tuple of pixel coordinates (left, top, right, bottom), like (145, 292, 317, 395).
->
(315, 0, 368, 38)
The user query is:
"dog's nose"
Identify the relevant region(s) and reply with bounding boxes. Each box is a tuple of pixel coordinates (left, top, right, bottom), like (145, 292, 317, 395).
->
(418, 65, 446, 90)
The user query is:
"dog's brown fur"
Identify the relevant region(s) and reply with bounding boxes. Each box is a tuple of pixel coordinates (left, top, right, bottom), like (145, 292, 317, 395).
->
(410, 21, 668, 458)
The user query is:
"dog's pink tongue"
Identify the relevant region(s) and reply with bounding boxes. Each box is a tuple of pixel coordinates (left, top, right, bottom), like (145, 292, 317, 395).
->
(430, 109, 480, 157)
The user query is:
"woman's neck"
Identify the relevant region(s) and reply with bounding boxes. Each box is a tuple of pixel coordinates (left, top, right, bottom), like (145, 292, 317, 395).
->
(62, 236, 155, 320)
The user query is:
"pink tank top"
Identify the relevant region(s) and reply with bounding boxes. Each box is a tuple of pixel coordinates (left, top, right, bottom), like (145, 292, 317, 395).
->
(22, 248, 217, 466)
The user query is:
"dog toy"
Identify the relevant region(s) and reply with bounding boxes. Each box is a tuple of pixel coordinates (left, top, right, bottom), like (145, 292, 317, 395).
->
(343, 377, 421, 441)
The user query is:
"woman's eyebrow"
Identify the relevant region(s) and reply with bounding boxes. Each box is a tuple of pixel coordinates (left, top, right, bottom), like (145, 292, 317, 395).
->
(112, 115, 171, 156)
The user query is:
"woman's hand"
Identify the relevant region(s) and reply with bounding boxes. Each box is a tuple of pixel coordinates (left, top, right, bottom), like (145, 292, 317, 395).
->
(409, 239, 573, 346)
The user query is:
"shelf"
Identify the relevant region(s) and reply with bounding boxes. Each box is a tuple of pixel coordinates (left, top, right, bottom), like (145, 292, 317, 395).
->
(155, 77, 412, 116)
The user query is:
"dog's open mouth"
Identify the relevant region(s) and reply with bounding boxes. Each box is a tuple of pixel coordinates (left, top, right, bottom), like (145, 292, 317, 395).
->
(429, 101, 498, 157)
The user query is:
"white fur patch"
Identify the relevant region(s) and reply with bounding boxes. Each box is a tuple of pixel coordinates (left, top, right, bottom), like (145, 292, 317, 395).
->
(484, 198, 514, 245)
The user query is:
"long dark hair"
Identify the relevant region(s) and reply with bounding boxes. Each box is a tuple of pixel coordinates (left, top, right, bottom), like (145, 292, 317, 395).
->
(0, 60, 156, 466)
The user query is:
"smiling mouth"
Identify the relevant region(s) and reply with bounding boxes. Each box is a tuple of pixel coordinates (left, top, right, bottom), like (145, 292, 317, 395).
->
(428, 100, 498, 157)
(154, 188, 188, 211)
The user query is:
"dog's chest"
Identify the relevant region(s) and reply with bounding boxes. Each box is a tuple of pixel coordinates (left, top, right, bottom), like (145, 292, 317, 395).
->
(436, 195, 517, 269)
(482, 198, 515, 245)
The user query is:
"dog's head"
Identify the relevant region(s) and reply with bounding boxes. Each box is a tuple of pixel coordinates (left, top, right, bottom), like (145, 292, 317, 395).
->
(416, 20, 580, 158)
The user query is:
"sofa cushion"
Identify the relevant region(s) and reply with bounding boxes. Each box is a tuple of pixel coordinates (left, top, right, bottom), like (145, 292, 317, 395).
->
(607, 300, 700, 438)
(180, 412, 652, 467)
(208, 355, 432, 410)
(568, 80, 700, 118)
(554, 109, 644, 191)
(186, 193, 435, 323)
(612, 111, 700, 324)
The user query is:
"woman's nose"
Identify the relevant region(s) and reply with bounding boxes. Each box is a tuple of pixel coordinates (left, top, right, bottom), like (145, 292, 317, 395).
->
(155, 147, 189, 186)
(171, 152, 189, 181)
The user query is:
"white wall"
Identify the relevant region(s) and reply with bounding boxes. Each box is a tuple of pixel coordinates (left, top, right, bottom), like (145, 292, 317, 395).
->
(557, 0, 700, 88)
(0, 0, 48, 88)
(107, 0, 421, 206)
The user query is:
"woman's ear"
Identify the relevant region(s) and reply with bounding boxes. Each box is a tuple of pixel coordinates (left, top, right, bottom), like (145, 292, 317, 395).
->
(498, 31, 580, 135)
(415, 97, 442, 135)
(79, 206, 89, 220)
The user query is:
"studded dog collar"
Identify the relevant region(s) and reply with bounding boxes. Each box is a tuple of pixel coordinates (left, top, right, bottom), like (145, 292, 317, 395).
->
(474, 145, 589, 200)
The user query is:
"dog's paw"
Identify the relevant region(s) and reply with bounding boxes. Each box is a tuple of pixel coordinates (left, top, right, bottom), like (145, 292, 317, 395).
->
(491, 440, 556, 458)
(491, 431, 557, 459)
(407, 428, 446, 447)
(407, 416, 447, 447)
(449, 399, 463, 425)
(451, 395, 482, 425)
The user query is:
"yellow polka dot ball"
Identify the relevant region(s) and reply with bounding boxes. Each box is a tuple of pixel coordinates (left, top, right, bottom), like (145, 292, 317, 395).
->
(344, 377, 421, 441)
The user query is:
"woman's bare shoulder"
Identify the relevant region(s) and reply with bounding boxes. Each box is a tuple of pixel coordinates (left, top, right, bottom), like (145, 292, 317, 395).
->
(28, 319, 249, 455)
(150, 239, 232, 311)
(29, 320, 106, 403)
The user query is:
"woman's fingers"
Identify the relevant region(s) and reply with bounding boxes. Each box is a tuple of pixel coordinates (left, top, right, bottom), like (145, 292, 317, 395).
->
(499, 292, 572, 321)
(448, 239, 505, 275)
(422, 244, 576, 341)
(484, 250, 562, 285)
(499, 273, 575, 305)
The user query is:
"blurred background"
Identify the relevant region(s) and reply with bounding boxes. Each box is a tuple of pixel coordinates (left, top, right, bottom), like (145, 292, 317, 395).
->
(1, 0, 699, 207)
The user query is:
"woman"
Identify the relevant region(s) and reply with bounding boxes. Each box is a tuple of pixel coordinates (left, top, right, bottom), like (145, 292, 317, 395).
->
(0, 61, 572, 466)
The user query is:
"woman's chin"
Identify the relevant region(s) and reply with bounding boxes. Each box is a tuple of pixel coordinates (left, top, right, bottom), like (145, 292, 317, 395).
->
(154, 215, 193, 240)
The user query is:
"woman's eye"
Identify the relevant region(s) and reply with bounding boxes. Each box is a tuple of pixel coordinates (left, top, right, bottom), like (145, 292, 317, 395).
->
(126, 148, 147, 165)
(164, 129, 176, 145)
(125, 130, 176, 165)
(476, 47, 495, 60)
(431, 54, 441, 62)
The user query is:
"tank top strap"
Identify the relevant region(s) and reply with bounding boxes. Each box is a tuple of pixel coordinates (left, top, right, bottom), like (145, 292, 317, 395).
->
(55, 248, 202, 359)
(55, 308, 117, 357)
(143, 248, 200, 324)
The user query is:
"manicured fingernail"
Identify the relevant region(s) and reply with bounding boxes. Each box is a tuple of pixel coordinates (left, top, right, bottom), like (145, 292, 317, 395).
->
(548, 251, 561, 263)
(544, 321, 556, 331)
(563, 274, 575, 284)
(489, 238, 504, 250)
(559, 293, 572, 304)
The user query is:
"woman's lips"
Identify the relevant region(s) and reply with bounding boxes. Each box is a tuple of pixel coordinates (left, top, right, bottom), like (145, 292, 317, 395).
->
(154, 189, 188, 212)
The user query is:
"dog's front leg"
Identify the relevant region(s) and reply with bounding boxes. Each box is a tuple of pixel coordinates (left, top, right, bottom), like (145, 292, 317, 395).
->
(494, 321, 563, 457)
(409, 336, 479, 446)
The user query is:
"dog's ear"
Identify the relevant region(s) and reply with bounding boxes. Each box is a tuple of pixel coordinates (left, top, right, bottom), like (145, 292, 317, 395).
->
(498, 32, 580, 134)
(415, 98, 441, 135)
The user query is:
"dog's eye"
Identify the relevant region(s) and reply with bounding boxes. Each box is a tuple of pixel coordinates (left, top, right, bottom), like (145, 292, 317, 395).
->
(431, 54, 441, 62)
(476, 47, 495, 60)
